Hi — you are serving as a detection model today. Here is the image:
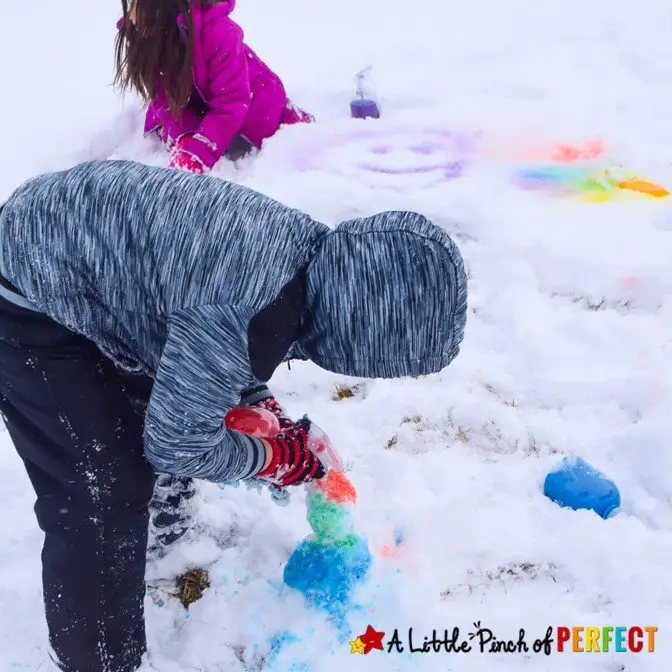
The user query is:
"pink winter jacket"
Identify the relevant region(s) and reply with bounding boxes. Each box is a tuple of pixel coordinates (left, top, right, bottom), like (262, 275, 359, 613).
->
(125, 0, 298, 169)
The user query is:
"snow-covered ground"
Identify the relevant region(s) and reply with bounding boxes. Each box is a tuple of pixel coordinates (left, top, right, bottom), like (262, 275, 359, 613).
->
(3, 0, 672, 670)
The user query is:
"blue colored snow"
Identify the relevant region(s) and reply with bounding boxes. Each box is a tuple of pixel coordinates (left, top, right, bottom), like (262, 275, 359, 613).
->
(283, 535, 372, 613)
(263, 630, 312, 671)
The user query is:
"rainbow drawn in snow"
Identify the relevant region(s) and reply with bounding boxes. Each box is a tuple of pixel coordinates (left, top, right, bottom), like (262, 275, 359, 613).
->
(512, 164, 669, 201)
(507, 138, 668, 201)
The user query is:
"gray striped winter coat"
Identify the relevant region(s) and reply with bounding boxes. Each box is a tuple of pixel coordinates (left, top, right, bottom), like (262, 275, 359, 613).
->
(0, 160, 467, 483)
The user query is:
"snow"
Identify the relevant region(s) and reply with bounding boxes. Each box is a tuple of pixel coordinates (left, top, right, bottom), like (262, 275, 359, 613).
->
(2, 0, 672, 669)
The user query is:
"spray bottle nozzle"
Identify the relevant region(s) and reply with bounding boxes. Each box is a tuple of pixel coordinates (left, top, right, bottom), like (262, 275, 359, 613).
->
(308, 423, 344, 474)
(354, 66, 372, 100)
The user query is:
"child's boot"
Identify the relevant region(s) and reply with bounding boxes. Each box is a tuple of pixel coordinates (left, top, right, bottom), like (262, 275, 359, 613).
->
(148, 474, 197, 553)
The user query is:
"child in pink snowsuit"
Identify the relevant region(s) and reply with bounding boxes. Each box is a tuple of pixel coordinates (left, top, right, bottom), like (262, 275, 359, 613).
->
(116, 0, 313, 173)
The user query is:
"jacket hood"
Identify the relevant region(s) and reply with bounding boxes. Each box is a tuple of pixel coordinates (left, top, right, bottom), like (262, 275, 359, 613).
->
(176, 0, 236, 27)
(115, 1, 236, 32)
(197, 0, 236, 13)
(299, 212, 468, 379)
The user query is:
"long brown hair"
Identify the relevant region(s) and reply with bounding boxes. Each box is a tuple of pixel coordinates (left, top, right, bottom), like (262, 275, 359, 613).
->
(114, 0, 195, 118)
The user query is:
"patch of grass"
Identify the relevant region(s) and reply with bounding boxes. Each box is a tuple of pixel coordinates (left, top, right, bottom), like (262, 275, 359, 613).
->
(497, 562, 542, 579)
(176, 568, 210, 608)
(456, 426, 469, 443)
(385, 435, 398, 450)
(485, 562, 559, 585)
(483, 382, 517, 407)
(585, 297, 607, 311)
(525, 436, 539, 456)
(231, 645, 246, 664)
(332, 383, 365, 401)
(552, 291, 638, 315)
(441, 562, 559, 600)
(332, 384, 354, 400)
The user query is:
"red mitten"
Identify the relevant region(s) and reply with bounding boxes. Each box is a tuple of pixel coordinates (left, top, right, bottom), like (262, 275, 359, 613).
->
(280, 101, 315, 126)
(257, 417, 326, 487)
(253, 396, 294, 430)
(168, 142, 207, 174)
(296, 109, 316, 123)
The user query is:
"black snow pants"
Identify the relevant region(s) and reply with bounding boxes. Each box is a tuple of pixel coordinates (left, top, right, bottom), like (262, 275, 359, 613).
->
(0, 293, 198, 672)
(0, 288, 273, 671)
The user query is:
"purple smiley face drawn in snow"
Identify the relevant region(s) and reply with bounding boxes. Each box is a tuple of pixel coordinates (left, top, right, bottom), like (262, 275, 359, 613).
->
(291, 126, 481, 186)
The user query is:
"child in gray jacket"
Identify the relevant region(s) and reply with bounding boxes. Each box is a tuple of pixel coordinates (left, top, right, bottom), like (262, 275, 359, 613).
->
(0, 160, 467, 672)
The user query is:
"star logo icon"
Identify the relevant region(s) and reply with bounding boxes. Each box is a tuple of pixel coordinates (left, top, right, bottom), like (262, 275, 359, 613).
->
(358, 625, 386, 654)
(350, 637, 366, 654)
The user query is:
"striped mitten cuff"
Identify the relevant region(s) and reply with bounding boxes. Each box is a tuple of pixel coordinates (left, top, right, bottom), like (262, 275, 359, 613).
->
(256, 417, 326, 486)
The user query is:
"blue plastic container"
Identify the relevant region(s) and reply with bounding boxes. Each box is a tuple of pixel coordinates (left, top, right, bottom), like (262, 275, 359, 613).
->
(543, 456, 620, 519)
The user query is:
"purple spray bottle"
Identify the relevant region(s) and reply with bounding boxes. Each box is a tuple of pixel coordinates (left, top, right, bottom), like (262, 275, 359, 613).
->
(350, 66, 380, 120)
